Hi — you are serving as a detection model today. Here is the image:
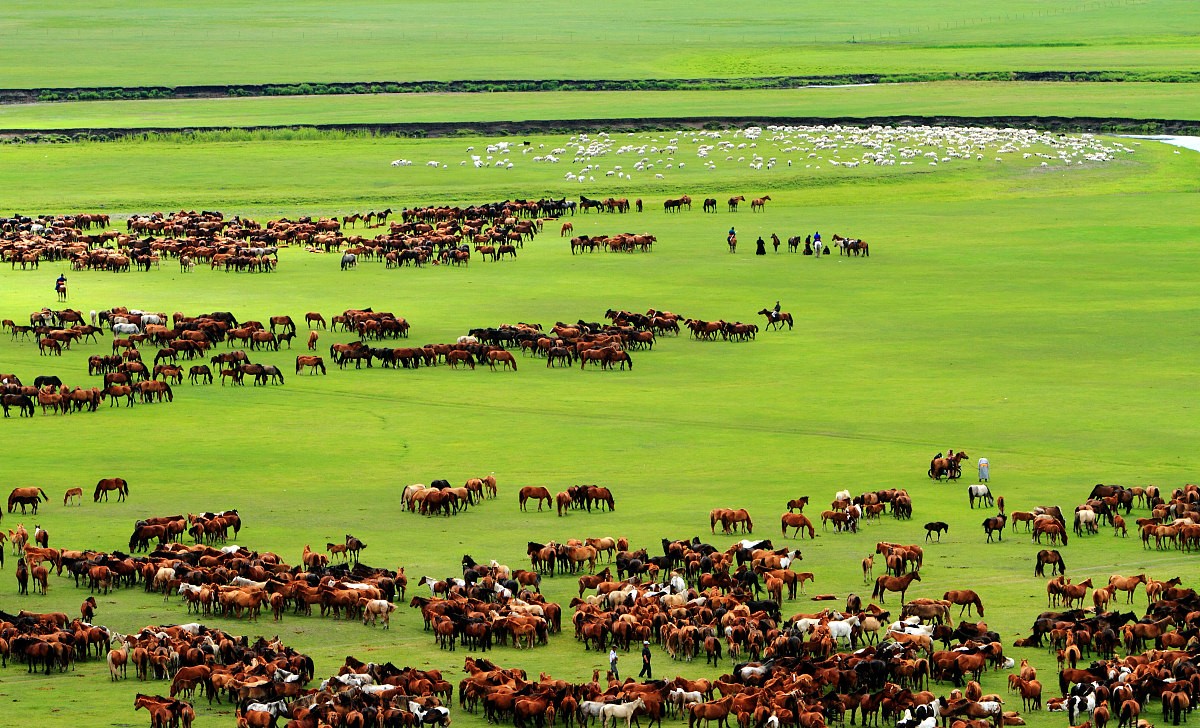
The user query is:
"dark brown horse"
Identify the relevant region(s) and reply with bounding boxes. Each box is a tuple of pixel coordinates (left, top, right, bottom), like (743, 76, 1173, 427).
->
(1034, 549, 1065, 577)
(519, 486, 552, 512)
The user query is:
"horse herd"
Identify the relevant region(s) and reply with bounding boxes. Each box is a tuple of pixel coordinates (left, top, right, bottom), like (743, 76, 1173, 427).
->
(5, 464, 1200, 728)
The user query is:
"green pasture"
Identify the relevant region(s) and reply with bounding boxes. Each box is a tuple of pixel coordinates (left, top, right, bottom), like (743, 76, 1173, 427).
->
(0, 134, 1197, 727)
(3, 82, 1200, 132)
(2, 0, 1198, 87)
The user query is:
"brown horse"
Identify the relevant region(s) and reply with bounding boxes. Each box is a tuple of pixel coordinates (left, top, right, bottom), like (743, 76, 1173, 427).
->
(486, 350, 518, 371)
(94, 478, 129, 503)
(750, 195, 771, 212)
(1034, 549, 1066, 577)
(871, 571, 921, 604)
(757, 309, 793, 331)
(942, 589, 985, 617)
(787, 496, 810, 512)
(519, 486, 552, 512)
(929, 452, 968, 480)
(305, 312, 327, 329)
(727, 196, 745, 212)
(295, 355, 327, 375)
(8, 487, 48, 514)
(63, 487, 84, 506)
(720, 509, 753, 534)
(781, 512, 815, 539)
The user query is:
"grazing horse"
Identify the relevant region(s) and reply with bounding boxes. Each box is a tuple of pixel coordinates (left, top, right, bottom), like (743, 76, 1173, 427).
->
(1034, 549, 1065, 577)
(728, 196, 745, 212)
(486, 350, 518, 371)
(519, 486, 553, 512)
(8, 487, 48, 514)
(871, 571, 920, 604)
(982, 513, 1008, 542)
(942, 589, 985, 617)
(750, 195, 771, 212)
(63, 487, 84, 506)
(295, 355, 326, 375)
(94, 478, 129, 503)
(757, 309, 793, 331)
(967, 484, 993, 509)
(703, 198, 717, 213)
(929, 452, 968, 480)
(188, 365, 213, 384)
(781, 512, 815, 539)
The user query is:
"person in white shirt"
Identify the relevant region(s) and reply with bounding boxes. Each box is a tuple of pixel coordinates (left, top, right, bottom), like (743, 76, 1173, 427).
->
(609, 648, 619, 680)
(978, 457, 990, 482)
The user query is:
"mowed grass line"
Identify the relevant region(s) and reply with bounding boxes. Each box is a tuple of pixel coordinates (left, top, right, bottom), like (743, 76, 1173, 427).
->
(0, 139, 1196, 728)
(2, 0, 1199, 86)
(4, 83, 1200, 131)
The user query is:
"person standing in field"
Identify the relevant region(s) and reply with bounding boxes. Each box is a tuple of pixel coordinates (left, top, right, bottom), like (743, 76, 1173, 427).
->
(609, 647, 620, 681)
(638, 641, 652, 679)
(978, 457, 989, 482)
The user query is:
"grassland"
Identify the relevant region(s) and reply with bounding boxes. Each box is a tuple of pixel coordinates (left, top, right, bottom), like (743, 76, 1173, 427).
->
(2, 0, 1198, 87)
(0, 132, 1197, 727)
(3, 82, 1199, 132)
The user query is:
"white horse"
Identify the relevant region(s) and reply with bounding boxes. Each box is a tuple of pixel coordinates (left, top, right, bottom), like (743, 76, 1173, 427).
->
(600, 698, 645, 728)
(967, 484, 994, 509)
(834, 489, 851, 502)
(579, 701, 607, 728)
(827, 615, 860, 645)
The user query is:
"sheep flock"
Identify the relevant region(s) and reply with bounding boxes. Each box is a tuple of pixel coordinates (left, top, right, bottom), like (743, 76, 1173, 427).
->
(390, 125, 1136, 182)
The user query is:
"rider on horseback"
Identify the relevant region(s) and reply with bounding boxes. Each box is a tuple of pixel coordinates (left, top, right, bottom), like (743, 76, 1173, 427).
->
(771, 301, 781, 321)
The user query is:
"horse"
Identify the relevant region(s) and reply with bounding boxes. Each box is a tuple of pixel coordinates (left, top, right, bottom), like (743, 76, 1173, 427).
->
(8, 487, 48, 514)
(871, 571, 920, 604)
(305, 312, 326, 329)
(787, 496, 809, 512)
(1034, 549, 1065, 577)
(602, 698, 647, 728)
(942, 589, 985, 617)
(63, 487, 83, 506)
(188, 365, 213, 384)
(757, 309, 793, 331)
(295, 355, 327, 375)
(703, 198, 718, 213)
(519, 486, 553, 512)
(967, 484, 993, 509)
(340, 253, 357, 270)
(924, 522, 949, 542)
(94, 477, 129, 503)
(982, 514, 1007, 542)
(486, 350, 518, 371)
(727, 235, 737, 253)
(344, 534, 367, 564)
(728, 196, 745, 212)
(781, 513, 815, 539)
(929, 452, 968, 480)
(750, 196, 771, 212)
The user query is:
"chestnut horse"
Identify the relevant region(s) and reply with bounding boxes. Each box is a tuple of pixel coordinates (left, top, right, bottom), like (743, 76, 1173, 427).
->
(63, 487, 84, 506)
(94, 478, 129, 503)
(757, 309, 793, 331)
(929, 452, 968, 481)
(871, 571, 920, 604)
(781, 512, 815, 539)
(519, 486, 552, 512)
(8, 487, 48, 514)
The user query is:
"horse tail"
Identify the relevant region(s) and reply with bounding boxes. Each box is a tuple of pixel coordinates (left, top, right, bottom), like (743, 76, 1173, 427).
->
(871, 579, 882, 600)
(38, 488, 48, 502)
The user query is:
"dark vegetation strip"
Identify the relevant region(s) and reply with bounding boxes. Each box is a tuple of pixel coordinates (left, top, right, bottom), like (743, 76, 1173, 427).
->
(7, 71, 1200, 104)
(3, 115, 1197, 145)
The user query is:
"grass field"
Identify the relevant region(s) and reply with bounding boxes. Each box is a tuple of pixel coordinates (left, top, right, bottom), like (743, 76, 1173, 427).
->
(3, 82, 1200, 131)
(0, 130, 1198, 727)
(2, 1, 1199, 86)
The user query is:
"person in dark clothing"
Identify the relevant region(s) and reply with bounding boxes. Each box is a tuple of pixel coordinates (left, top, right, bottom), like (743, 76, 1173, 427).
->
(755, 237, 766, 255)
(638, 641, 652, 679)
